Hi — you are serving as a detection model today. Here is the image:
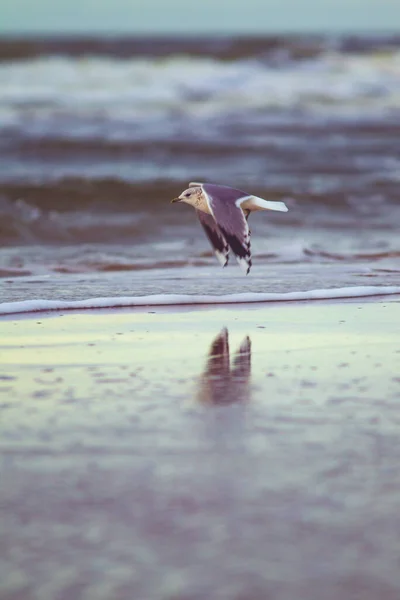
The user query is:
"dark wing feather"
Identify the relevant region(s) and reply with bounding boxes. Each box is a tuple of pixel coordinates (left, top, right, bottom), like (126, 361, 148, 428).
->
(202, 184, 252, 274)
(196, 210, 229, 267)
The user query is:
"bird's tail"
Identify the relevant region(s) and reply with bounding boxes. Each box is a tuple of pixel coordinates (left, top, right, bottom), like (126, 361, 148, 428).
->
(251, 196, 288, 212)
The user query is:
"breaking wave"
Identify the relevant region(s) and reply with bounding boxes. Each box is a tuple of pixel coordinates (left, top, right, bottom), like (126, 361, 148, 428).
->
(1, 48, 400, 136)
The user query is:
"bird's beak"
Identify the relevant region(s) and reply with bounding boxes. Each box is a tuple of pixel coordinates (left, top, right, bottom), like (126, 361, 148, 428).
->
(171, 197, 181, 203)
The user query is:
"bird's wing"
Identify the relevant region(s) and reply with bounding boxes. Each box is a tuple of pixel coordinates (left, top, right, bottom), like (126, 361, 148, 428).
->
(196, 210, 229, 267)
(201, 183, 252, 275)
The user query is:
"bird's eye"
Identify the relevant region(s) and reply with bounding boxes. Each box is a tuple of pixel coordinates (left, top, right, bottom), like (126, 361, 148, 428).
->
(185, 192, 191, 197)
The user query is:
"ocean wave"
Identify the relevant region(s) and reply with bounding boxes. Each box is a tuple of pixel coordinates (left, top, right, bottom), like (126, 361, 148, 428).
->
(1, 47, 399, 196)
(1, 245, 399, 279)
(1, 177, 399, 247)
(1, 48, 400, 134)
(1, 286, 400, 315)
(1, 177, 398, 211)
(303, 248, 400, 261)
(0, 194, 151, 245)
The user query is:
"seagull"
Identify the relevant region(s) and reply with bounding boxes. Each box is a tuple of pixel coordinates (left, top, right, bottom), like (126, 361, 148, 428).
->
(171, 182, 288, 274)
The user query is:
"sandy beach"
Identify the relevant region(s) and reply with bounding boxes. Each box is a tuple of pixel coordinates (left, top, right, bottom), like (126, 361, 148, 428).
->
(1, 298, 400, 599)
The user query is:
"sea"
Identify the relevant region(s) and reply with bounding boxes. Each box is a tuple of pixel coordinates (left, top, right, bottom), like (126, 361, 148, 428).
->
(0, 34, 400, 311)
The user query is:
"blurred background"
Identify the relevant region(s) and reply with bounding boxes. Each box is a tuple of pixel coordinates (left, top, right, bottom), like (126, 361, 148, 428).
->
(0, 0, 399, 295)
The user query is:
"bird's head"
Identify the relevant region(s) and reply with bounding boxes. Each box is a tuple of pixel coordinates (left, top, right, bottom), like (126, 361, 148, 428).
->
(171, 186, 202, 206)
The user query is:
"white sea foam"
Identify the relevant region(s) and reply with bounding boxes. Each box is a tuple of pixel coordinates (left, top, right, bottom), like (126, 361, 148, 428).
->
(1, 286, 400, 316)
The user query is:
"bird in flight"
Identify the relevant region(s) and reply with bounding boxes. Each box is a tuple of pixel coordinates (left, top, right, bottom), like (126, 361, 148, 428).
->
(171, 182, 288, 274)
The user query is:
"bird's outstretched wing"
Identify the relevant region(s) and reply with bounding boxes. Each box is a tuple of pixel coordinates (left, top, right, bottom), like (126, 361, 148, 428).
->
(201, 183, 252, 274)
(196, 210, 229, 267)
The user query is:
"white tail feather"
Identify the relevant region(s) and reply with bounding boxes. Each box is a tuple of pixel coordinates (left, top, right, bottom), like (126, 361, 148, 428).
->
(251, 196, 288, 212)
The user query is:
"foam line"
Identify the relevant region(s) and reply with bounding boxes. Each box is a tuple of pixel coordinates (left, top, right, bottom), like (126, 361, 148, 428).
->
(1, 286, 400, 316)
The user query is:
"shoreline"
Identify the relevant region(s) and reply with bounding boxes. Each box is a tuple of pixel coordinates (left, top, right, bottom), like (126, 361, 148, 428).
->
(1, 292, 400, 323)
(1, 285, 400, 317)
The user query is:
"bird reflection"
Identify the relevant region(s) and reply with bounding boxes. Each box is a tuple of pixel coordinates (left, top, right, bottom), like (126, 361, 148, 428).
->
(197, 328, 252, 405)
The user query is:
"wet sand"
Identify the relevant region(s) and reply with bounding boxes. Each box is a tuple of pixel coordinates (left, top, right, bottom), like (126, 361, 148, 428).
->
(1, 299, 400, 600)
